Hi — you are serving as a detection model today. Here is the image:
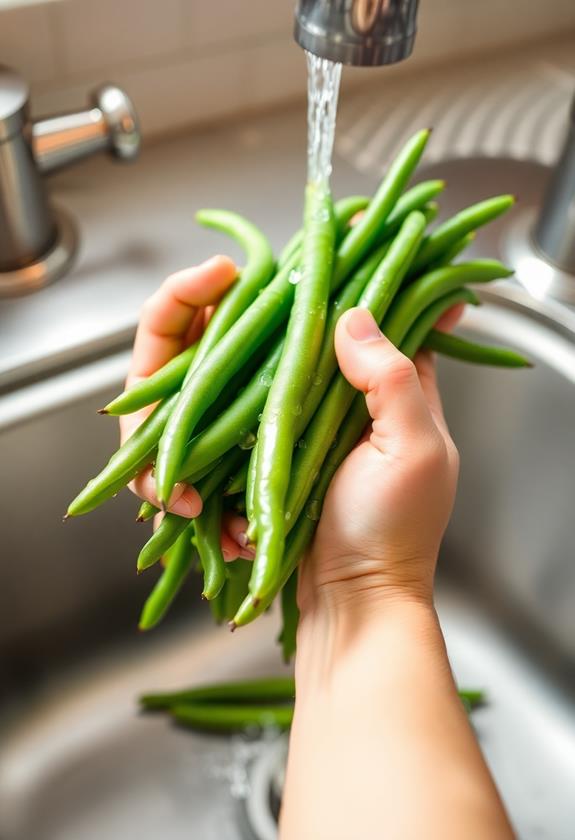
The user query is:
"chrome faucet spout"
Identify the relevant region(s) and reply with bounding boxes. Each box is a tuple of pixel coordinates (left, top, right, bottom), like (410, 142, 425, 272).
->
(294, 0, 419, 67)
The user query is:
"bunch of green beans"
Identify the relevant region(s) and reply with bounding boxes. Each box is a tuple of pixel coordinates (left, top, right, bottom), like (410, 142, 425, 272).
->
(68, 129, 530, 660)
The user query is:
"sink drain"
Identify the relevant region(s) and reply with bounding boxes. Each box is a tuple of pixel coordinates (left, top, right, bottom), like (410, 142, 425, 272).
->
(237, 733, 288, 840)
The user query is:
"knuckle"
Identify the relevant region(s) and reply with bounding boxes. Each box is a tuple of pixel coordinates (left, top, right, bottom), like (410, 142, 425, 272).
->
(380, 354, 417, 389)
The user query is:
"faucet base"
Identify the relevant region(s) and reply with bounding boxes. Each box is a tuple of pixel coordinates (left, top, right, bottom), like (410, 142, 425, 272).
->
(0, 207, 78, 298)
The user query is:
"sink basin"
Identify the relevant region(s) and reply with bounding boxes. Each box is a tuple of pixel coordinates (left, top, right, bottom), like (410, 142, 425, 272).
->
(1, 144, 575, 837)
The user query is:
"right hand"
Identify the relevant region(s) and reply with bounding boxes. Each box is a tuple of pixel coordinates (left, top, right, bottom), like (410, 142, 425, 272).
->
(298, 305, 461, 623)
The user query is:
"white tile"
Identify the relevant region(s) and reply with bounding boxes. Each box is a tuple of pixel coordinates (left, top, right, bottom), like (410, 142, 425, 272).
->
(0, 2, 58, 83)
(113, 48, 251, 136)
(53, 0, 183, 75)
(184, 0, 293, 51)
(245, 36, 307, 109)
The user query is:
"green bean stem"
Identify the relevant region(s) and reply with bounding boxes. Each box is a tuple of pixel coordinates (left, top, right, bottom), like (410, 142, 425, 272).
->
(250, 182, 336, 601)
(138, 525, 194, 630)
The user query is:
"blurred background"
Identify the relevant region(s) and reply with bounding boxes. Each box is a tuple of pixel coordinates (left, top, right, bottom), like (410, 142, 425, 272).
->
(1, 1, 575, 839)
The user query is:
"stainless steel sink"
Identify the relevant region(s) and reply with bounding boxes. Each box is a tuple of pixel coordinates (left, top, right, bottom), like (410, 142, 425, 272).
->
(1, 110, 575, 836)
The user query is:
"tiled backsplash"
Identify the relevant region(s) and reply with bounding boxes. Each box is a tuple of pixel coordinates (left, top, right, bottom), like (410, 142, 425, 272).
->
(1, 0, 575, 139)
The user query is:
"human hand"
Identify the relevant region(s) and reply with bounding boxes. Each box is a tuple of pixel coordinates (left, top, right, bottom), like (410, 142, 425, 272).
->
(120, 255, 252, 560)
(298, 304, 462, 619)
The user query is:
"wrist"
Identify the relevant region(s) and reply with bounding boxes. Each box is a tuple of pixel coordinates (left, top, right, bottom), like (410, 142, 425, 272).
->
(295, 584, 441, 698)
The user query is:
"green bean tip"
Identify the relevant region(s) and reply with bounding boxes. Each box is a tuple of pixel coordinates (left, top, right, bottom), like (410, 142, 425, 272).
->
(62, 513, 70, 523)
(97, 407, 109, 415)
(228, 621, 237, 633)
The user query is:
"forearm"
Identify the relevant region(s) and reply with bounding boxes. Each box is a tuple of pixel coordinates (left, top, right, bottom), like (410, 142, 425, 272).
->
(280, 593, 514, 840)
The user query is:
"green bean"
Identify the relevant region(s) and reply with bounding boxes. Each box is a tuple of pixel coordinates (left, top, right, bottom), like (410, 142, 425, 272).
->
(171, 702, 293, 732)
(279, 570, 299, 663)
(208, 588, 226, 625)
(178, 339, 283, 481)
(67, 395, 176, 517)
(140, 676, 295, 710)
(191, 209, 275, 370)
(156, 131, 432, 507)
(101, 344, 198, 416)
(195, 492, 226, 600)
(426, 231, 475, 271)
(383, 260, 514, 347)
(225, 460, 249, 495)
(459, 689, 485, 708)
(142, 677, 481, 716)
(400, 288, 480, 359)
(333, 129, 431, 284)
(136, 500, 157, 523)
(279, 195, 369, 269)
(423, 330, 532, 368)
(283, 211, 427, 532)
(408, 195, 514, 276)
(69, 335, 269, 518)
(223, 560, 252, 622)
(195, 446, 245, 502)
(137, 512, 190, 572)
(245, 443, 258, 527)
(138, 525, 194, 630)
(250, 182, 336, 602)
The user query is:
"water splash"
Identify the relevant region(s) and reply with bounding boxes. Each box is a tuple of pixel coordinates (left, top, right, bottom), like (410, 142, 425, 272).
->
(306, 52, 342, 185)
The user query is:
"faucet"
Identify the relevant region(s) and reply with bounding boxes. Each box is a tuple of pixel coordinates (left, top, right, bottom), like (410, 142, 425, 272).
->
(0, 65, 140, 297)
(294, 0, 419, 66)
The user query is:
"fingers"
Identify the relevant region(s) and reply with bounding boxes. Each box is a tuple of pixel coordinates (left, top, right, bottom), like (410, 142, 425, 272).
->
(413, 301, 466, 437)
(413, 350, 449, 436)
(335, 308, 437, 455)
(222, 512, 255, 561)
(129, 255, 237, 381)
(129, 467, 203, 518)
(434, 301, 465, 333)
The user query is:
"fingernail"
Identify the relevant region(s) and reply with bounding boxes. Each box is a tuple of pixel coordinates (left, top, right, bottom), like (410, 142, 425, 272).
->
(346, 309, 382, 342)
(237, 531, 249, 548)
(222, 548, 232, 562)
(171, 496, 199, 518)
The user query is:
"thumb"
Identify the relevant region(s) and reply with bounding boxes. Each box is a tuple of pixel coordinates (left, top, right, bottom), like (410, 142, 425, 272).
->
(334, 308, 435, 451)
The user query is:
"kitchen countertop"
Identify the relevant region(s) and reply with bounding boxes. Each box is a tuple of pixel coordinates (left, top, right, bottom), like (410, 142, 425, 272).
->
(1, 34, 574, 392)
